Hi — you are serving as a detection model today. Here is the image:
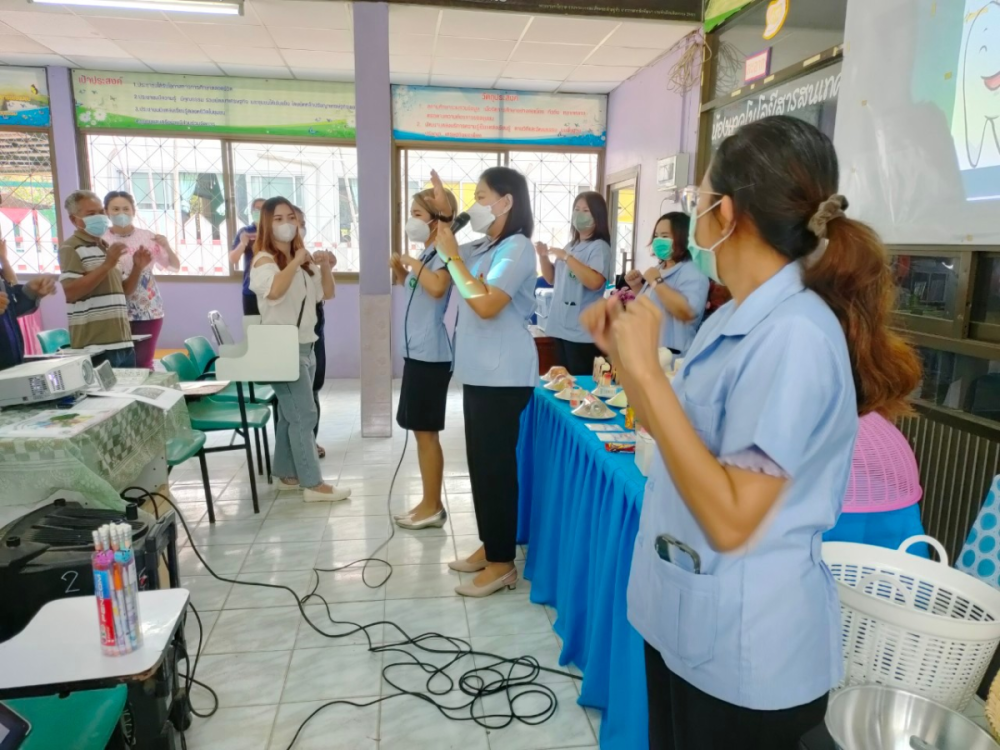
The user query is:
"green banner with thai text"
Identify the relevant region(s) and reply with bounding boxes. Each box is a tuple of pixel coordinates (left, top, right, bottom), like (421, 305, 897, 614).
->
(704, 0, 756, 31)
(72, 70, 356, 138)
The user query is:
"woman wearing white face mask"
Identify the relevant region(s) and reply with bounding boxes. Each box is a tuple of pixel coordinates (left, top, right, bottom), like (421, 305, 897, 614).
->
(430, 167, 539, 598)
(102, 190, 180, 368)
(249, 197, 349, 503)
(388, 185, 459, 529)
(535, 191, 612, 375)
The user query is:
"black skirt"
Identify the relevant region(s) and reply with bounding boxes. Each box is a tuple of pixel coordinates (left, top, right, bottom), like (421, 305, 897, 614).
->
(396, 358, 452, 432)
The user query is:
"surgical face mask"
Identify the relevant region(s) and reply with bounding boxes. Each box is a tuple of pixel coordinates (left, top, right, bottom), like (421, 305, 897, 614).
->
(273, 223, 298, 243)
(82, 214, 111, 237)
(687, 200, 732, 284)
(572, 211, 595, 232)
(405, 217, 431, 244)
(251, 209, 261, 224)
(652, 237, 672, 261)
(467, 197, 507, 234)
(111, 213, 133, 229)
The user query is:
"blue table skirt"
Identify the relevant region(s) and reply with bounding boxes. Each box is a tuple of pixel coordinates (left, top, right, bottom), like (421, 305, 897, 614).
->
(517, 377, 649, 750)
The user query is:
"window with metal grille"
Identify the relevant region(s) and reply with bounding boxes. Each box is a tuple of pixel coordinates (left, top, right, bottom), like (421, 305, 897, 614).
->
(87, 135, 229, 277)
(231, 143, 360, 273)
(0, 131, 59, 275)
(398, 149, 599, 261)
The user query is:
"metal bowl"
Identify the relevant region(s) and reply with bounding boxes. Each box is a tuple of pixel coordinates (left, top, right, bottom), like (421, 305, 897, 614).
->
(827, 686, 999, 750)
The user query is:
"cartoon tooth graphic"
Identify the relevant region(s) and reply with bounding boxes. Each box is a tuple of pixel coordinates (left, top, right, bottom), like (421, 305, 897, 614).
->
(964, 0, 1000, 167)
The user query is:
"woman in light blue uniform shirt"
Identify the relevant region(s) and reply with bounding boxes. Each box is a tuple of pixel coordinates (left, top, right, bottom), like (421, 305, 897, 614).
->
(389, 186, 459, 531)
(584, 117, 920, 749)
(431, 167, 538, 599)
(624, 212, 709, 356)
(536, 191, 613, 374)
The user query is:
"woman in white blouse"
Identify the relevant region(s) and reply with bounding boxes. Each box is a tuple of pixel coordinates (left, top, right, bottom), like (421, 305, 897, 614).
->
(248, 197, 349, 503)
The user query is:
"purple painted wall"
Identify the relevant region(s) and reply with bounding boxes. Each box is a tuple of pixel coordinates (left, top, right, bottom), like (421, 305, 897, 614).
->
(604, 47, 701, 272)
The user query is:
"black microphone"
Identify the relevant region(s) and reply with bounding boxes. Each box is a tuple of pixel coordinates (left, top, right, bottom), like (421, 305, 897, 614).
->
(450, 212, 471, 234)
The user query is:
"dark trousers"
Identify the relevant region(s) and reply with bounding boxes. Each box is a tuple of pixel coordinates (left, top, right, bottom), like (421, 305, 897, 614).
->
(552, 338, 601, 376)
(312, 305, 326, 438)
(242, 293, 259, 316)
(645, 643, 827, 750)
(93, 346, 136, 369)
(463, 384, 533, 562)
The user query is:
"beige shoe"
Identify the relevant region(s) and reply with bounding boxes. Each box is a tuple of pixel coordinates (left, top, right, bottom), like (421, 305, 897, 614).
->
(448, 557, 488, 573)
(395, 509, 447, 530)
(303, 485, 351, 503)
(455, 569, 518, 598)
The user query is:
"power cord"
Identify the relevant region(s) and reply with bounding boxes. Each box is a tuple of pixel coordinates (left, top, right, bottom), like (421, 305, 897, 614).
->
(120, 485, 577, 750)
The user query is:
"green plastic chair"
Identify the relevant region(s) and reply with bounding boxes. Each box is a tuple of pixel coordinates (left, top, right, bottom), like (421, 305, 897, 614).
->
(184, 335, 276, 404)
(3, 685, 126, 750)
(167, 429, 216, 523)
(161, 352, 272, 512)
(36, 328, 70, 354)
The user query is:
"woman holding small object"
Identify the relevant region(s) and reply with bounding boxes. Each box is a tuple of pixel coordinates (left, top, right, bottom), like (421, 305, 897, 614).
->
(293, 206, 331, 460)
(536, 191, 612, 375)
(249, 197, 349, 503)
(584, 117, 920, 749)
(103, 191, 181, 368)
(430, 167, 538, 597)
(389, 186, 459, 530)
(625, 212, 709, 356)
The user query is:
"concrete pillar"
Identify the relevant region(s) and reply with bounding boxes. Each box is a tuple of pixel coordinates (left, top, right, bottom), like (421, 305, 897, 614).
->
(353, 2, 393, 438)
(46, 67, 81, 240)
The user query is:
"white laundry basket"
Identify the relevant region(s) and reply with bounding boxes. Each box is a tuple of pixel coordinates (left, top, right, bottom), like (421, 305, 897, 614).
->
(824, 535, 1000, 711)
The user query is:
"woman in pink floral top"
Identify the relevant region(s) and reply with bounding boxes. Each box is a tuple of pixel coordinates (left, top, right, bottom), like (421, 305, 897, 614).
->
(102, 191, 180, 368)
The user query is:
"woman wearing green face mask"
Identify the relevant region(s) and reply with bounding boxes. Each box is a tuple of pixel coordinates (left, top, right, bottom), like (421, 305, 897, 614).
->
(536, 191, 613, 375)
(625, 212, 710, 356)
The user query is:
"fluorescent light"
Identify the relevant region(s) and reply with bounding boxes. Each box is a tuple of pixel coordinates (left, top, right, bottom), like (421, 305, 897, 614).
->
(30, 0, 242, 14)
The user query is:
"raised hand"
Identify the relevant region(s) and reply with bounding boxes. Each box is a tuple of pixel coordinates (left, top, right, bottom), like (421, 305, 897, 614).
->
(26, 275, 57, 298)
(611, 296, 663, 379)
(428, 170, 454, 219)
(535, 241, 550, 258)
(106, 243, 126, 267)
(292, 245, 310, 267)
(642, 266, 662, 286)
(625, 269, 643, 291)
(435, 223, 459, 263)
(133, 246, 153, 271)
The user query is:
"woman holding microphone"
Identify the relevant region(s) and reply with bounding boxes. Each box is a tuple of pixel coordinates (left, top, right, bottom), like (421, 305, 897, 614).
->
(388, 186, 460, 530)
(429, 167, 537, 598)
(535, 191, 612, 374)
(249, 197, 349, 503)
(584, 117, 920, 749)
(624, 212, 709, 356)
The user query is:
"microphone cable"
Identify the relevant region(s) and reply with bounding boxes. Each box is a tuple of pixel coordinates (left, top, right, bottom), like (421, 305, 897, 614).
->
(122, 488, 579, 750)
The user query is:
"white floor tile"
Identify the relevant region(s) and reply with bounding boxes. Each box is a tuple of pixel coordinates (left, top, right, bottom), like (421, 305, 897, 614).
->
(205, 607, 302, 654)
(294, 601, 385, 649)
(281, 645, 383, 703)
(384, 597, 470, 641)
(185, 705, 277, 750)
(384, 564, 461, 600)
(479, 682, 597, 750)
(178, 544, 249, 577)
(223, 571, 314, 609)
(241, 541, 322, 573)
(188, 519, 264, 547)
(268, 699, 379, 750)
(464, 595, 552, 637)
(184, 575, 234, 611)
(378, 693, 490, 750)
(190, 650, 292, 709)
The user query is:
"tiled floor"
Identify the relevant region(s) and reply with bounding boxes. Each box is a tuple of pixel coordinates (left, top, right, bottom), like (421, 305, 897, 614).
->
(171, 380, 599, 750)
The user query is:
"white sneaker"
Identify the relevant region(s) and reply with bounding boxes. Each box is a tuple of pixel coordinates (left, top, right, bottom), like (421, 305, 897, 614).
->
(303, 485, 351, 503)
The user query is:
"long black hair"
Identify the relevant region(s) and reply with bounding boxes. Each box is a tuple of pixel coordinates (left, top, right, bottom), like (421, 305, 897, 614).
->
(649, 211, 690, 263)
(571, 191, 611, 244)
(479, 167, 533, 246)
(709, 115, 920, 418)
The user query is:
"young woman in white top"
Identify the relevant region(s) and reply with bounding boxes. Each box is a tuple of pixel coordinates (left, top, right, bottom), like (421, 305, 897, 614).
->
(248, 197, 349, 503)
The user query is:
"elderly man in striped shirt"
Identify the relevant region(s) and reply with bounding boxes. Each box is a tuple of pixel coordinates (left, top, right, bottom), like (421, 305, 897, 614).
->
(58, 190, 146, 368)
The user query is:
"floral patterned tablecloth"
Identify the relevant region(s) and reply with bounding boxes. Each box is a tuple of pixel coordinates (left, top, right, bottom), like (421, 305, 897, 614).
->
(0, 370, 192, 510)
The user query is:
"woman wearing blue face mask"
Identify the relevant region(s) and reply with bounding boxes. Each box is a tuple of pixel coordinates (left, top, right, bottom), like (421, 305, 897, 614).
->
(431, 166, 538, 598)
(584, 116, 921, 749)
(536, 191, 612, 375)
(624, 212, 709, 356)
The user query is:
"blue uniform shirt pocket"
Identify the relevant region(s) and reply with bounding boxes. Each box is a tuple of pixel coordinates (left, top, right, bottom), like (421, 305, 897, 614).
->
(654, 557, 719, 669)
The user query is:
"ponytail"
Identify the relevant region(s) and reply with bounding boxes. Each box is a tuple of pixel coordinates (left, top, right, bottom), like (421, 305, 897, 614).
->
(803, 217, 921, 419)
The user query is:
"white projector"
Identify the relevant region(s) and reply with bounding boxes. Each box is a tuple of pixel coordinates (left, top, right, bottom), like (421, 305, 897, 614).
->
(0, 357, 95, 407)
